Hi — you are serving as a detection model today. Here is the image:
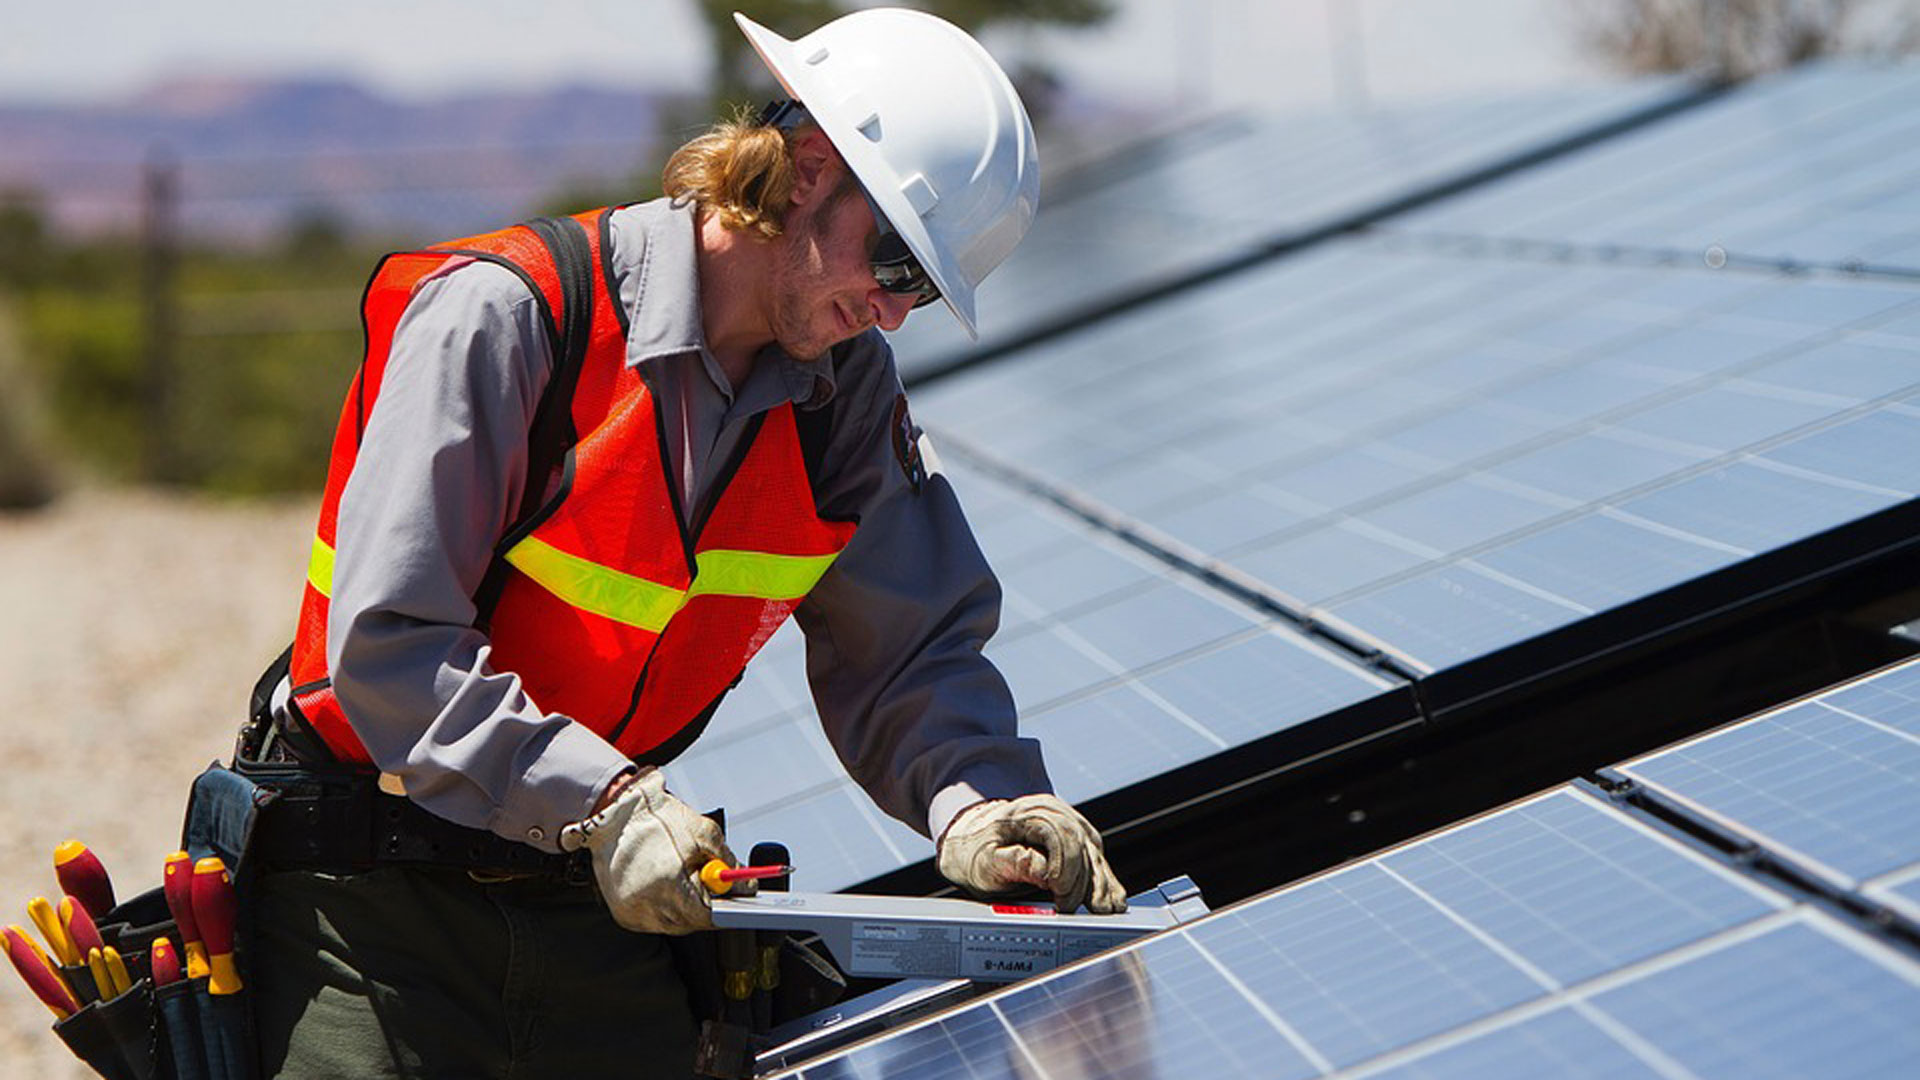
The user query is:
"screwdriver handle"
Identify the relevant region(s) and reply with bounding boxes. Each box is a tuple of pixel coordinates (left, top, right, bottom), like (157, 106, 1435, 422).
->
(149, 937, 182, 987)
(53, 841, 116, 920)
(60, 896, 105, 960)
(163, 852, 211, 980)
(3, 924, 79, 1019)
(191, 857, 243, 995)
(27, 897, 79, 968)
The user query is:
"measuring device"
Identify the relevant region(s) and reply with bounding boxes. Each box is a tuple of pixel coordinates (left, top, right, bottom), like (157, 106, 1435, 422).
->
(712, 876, 1206, 984)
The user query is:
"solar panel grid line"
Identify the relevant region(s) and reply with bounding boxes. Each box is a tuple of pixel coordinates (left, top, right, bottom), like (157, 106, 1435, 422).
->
(969, 287, 1919, 571)
(1381, 227, 1920, 286)
(1819, 698, 1920, 751)
(1327, 909, 1916, 1080)
(1612, 693, 1920, 890)
(1865, 867, 1920, 925)
(1183, 928, 1341, 1075)
(896, 83, 1728, 383)
(1303, 383, 1920, 613)
(937, 433, 1431, 682)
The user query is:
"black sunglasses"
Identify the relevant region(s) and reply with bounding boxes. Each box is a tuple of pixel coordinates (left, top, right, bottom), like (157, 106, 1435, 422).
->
(859, 189, 941, 309)
(760, 99, 939, 309)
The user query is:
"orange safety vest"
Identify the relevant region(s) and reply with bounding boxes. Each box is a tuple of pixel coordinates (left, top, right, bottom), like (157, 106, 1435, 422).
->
(289, 208, 857, 765)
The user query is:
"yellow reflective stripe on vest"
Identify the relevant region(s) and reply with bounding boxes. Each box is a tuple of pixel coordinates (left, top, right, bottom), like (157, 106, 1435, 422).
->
(308, 536, 336, 598)
(688, 549, 839, 602)
(505, 536, 685, 633)
(505, 540, 840, 631)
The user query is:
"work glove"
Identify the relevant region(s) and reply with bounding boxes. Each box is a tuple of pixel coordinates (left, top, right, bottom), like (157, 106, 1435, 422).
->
(558, 767, 749, 935)
(937, 795, 1127, 914)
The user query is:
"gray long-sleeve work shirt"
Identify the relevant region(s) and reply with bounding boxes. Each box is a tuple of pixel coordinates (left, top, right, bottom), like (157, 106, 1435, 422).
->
(310, 199, 1050, 854)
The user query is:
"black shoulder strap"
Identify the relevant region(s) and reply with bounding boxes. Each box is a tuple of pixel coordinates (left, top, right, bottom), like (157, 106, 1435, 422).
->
(473, 214, 599, 624)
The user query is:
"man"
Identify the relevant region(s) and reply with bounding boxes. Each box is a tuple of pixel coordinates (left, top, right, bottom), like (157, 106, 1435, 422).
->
(245, 9, 1124, 1077)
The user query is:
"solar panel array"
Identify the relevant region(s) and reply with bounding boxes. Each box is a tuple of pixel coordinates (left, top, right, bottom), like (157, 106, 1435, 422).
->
(1385, 64, 1920, 277)
(776, 657, 1920, 1079)
(886, 81, 1698, 375)
(671, 63, 1920, 894)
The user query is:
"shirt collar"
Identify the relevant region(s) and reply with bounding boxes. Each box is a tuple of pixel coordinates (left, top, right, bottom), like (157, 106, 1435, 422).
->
(614, 199, 839, 408)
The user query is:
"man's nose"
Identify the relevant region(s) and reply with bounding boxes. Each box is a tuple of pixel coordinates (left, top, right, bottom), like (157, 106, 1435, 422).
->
(870, 289, 918, 332)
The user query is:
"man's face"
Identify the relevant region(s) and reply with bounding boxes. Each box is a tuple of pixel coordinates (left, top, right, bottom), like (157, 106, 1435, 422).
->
(767, 176, 920, 361)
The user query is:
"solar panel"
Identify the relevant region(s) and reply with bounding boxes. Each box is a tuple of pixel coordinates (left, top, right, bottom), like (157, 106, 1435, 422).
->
(1388, 64, 1920, 275)
(1363, 915, 1920, 1080)
(778, 786, 1920, 1079)
(885, 81, 1702, 374)
(914, 238, 1920, 673)
(1616, 659, 1920, 890)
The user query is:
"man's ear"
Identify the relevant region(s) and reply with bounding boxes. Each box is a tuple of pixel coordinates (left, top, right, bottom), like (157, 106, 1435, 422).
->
(787, 127, 840, 208)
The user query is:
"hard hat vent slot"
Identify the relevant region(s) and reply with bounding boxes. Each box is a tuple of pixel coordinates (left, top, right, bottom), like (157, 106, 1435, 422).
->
(857, 113, 882, 140)
(805, 47, 830, 66)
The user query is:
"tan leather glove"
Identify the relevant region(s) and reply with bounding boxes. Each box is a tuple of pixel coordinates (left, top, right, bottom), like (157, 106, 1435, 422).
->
(937, 795, 1127, 914)
(558, 767, 747, 935)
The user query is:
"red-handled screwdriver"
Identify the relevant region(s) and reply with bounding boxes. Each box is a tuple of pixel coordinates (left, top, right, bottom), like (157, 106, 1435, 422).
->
(2, 924, 80, 1020)
(191, 857, 243, 995)
(60, 897, 106, 962)
(149, 937, 182, 987)
(53, 841, 116, 921)
(698, 860, 793, 896)
(163, 852, 210, 980)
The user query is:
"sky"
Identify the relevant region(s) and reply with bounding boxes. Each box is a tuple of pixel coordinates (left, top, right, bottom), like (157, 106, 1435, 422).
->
(2, 0, 1621, 115)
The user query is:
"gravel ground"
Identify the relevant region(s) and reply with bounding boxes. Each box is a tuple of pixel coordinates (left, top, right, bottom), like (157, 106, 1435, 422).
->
(0, 488, 315, 1078)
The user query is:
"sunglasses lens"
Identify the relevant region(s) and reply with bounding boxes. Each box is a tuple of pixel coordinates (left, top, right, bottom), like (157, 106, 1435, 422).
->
(865, 196, 940, 308)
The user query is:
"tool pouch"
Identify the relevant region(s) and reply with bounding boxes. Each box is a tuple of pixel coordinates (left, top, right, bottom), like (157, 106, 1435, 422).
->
(53, 977, 160, 1080)
(47, 886, 170, 1079)
(675, 929, 847, 1079)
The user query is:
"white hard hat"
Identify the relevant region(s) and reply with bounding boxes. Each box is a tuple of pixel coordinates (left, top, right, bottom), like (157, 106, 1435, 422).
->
(734, 7, 1039, 340)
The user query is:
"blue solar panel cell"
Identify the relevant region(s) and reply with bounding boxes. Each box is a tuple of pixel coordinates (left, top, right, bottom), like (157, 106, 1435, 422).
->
(1130, 631, 1398, 745)
(1380, 792, 1781, 987)
(1232, 525, 1432, 606)
(1620, 693, 1920, 887)
(995, 536, 1159, 620)
(1050, 579, 1264, 671)
(1819, 660, 1920, 740)
(1588, 917, 1920, 1080)
(986, 626, 1126, 713)
(1327, 564, 1588, 668)
(1467, 511, 1740, 611)
(997, 936, 1326, 1080)
(1390, 66, 1920, 276)
(1364, 1008, 1664, 1080)
(1605, 383, 1840, 456)
(1481, 431, 1710, 504)
(1611, 460, 1905, 556)
(1188, 863, 1547, 1069)
(1021, 684, 1230, 803)
(1349, 478, 1567, 556)
(1757, 407, 1920, 497)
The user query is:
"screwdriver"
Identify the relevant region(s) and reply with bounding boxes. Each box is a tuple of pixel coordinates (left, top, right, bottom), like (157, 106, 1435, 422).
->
(60, 897, 106, 963)
(698, 859, 794, 896)
(101, 946, 132, 998)
(3, 924, 79, 1020)
(149, 936, 182, 987)
(27, 897, 80, 969)
(192, 857, 243, 995)
(53, 841, 116, 921)
(163, 852, 211, 980)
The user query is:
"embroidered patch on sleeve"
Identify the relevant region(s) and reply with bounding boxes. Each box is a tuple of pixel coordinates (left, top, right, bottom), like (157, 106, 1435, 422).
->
(891, 393, 926, 494)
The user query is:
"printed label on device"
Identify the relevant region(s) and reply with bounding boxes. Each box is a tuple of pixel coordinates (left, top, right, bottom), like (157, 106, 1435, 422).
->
(960, 927, 1059, 980)
(849, 922, 961, 978)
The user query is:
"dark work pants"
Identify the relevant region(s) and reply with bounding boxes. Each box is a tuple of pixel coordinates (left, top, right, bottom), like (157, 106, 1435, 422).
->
(251, 866, 696, 1079)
